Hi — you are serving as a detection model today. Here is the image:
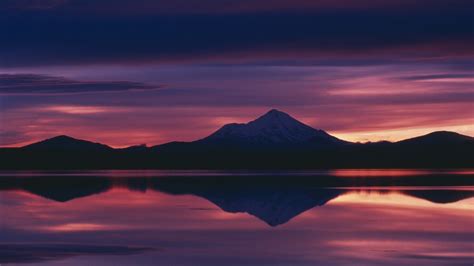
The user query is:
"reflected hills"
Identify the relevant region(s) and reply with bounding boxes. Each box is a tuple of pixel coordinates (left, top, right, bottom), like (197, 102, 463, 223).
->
(1, 174, 473, 226)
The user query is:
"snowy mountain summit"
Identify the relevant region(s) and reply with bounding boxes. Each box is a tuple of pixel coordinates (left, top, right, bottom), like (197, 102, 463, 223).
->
(200, 109, 345, 146)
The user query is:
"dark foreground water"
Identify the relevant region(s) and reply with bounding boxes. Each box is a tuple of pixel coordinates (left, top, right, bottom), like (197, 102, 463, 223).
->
(0, 170, 473, 266)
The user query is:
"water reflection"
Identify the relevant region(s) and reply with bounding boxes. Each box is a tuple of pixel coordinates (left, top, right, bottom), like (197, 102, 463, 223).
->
(0, 171, 473, 265)
(1, 174, 473, 226)
(0, 243, 152, 264)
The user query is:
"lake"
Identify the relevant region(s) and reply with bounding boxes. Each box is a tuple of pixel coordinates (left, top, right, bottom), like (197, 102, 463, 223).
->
(1, 170, 473, 265)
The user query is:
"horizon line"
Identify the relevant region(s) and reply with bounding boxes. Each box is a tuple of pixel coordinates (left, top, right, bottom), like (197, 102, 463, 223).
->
(2, 109, 473, 149)
(2, 130, 472, 150)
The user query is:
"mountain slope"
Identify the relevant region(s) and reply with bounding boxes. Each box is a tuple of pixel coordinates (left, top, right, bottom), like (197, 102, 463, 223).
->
(196, 109, 347, 148)
(23, 135, 112, 151)
(395, 131, 474, 146)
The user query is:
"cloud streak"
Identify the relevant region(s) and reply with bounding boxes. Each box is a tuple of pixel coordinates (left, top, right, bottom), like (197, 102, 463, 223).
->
(0, 74, 158, 95)
(398, 73, 474, 81)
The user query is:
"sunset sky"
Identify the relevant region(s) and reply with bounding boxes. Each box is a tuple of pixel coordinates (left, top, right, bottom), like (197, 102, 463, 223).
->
(0, 0, 473, 147)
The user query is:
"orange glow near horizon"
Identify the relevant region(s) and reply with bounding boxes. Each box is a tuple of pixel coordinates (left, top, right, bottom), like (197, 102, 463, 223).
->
(332, 123, 474, 143)
(2, 122, 473, 148)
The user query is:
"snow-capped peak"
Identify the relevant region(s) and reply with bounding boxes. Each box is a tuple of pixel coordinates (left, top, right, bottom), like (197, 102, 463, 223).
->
(200, 109, 343, 146)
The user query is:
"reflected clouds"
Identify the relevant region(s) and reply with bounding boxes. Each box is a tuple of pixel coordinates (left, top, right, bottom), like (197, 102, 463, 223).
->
(0, 243, 153, 264)
(1, 179, 472, 265)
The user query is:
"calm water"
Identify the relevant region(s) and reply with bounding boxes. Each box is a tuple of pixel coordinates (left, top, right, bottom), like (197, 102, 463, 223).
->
(0, 170, 473, 265)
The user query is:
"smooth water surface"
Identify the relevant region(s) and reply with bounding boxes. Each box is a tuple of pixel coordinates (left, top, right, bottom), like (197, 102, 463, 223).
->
(0, 170, 473, 265)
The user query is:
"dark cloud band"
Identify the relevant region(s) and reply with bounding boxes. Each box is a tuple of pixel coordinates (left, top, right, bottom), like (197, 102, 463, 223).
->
(0, 74, 157, 95)
(1, 0, 472, 14)
(399, 73, 474, 81)
(0, 1, 472, 67)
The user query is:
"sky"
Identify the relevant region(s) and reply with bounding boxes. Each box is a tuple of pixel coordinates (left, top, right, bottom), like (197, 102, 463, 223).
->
(0, 0, 473, 147)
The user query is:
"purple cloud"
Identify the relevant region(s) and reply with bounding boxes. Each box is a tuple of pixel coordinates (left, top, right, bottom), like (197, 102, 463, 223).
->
(0, 74, 159, 95)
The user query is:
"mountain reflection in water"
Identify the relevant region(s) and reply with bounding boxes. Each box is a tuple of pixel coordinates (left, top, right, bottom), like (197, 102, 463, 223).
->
(1, 171, 473, 266)
(1, 173, 473, 226)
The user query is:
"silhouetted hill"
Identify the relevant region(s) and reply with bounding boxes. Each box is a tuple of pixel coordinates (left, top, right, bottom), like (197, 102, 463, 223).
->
(23, 135, 112, 151)
(0, 110, 473, 169)
(396, 131, 473, 146)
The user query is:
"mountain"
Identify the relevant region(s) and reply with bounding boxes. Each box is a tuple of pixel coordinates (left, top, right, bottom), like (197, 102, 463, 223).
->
(196, 109, 347, 148)
(23, 135, 112, 151)
(395, 131, 473, 146)
(0, 109, 473, 169)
